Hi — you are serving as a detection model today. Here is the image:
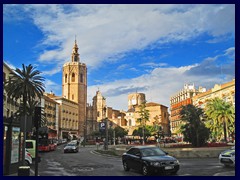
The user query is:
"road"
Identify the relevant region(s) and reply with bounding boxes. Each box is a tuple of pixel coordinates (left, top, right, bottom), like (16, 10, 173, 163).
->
(37, 144, 235, 176)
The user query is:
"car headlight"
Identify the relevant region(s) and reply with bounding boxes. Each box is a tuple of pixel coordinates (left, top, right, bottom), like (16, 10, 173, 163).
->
(150, 162, 161, 167)
(174, 160, 180, 165)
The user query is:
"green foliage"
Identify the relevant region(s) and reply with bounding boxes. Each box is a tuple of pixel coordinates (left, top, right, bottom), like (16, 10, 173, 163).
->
(179, 104, 210, 147)
(113, 126, 128, 137)
(132, 126, 152, 137)
(5, 64, 45, 120)
(136, 101, 150, 144)
(204, 98, 235, 142)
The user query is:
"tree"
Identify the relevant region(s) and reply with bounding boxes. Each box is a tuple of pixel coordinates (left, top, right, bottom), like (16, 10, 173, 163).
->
(5, 64, 45, 165)
(205, 98, 235, 142)
(136, 101, 150, 145)
(114, 126, 128, 138)
(132, 126, 152, 138)
(179, 104, 210, 147)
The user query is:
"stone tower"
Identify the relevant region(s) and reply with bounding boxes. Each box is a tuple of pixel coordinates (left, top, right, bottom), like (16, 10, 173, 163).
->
(92, 90, 106, 122)
(62, 39, 87, 136)
(128, 92, 146, 110)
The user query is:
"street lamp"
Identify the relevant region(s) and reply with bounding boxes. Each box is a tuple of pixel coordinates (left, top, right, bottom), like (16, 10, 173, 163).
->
(103, 107, 108, 150)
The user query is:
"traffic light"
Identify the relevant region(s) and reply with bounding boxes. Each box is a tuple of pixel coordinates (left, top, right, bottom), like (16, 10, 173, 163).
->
(34, 107, 41, 129)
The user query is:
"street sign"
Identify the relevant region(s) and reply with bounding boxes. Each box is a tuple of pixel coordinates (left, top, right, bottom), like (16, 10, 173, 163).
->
(99, 122, 106, 131)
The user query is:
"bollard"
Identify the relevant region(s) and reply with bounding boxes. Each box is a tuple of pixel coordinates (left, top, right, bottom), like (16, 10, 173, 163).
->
(18, 166, 30, 176)
(96, 143, 99, 150)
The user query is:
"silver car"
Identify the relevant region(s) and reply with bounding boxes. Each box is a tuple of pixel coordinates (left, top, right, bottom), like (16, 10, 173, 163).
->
(64, 142, 79, 153)
(219, 146, 235, 167)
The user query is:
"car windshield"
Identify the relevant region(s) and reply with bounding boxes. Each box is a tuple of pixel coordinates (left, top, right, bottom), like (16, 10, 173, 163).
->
(141, 147, 166, 157)
(67, 143, 76, 146)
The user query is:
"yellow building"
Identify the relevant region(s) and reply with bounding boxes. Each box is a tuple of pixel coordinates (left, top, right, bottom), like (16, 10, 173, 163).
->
(192, 79, 235, 108)
(50, 96, 79, 139)
(124, 94, 171, 136)
(3, 62, 20, 119)
(62, 40, 87, 136)
(41, 93, 60, 139)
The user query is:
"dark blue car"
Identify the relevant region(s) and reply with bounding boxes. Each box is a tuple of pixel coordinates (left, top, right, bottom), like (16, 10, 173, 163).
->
(122, 146, 180, 176)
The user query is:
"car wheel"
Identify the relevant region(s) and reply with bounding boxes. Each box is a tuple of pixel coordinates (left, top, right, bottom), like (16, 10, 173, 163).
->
(123, 161, 130, 171)
(142, 165, 150, 176)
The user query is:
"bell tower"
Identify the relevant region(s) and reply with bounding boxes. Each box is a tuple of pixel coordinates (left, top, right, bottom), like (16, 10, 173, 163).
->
(62, 39, 87, 137)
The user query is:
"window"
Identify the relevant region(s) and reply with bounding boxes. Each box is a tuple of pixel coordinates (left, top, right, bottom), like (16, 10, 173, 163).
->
(65, 74, 67, 83)
(72, 94, 74, 100)
(127, 148, 140, 156)
(129, 119, 132, 126)
(72, 73, 75, 82)
(80, 73, 83, 83)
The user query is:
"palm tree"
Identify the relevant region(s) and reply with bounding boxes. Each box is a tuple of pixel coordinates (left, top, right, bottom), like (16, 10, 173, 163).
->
(5, 64, 45, 165)
(205, 98, 235, 142)
(136, 101, 150, 145)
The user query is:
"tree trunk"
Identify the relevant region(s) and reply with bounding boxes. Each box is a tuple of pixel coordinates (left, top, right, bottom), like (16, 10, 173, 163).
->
(223, 118, 227, 142)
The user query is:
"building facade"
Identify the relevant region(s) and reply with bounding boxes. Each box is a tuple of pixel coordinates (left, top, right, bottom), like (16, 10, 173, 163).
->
(3, 62, 21, 175)
(52, 96, 79, 140)
(192, 79, 235, 108)
(62, 40, 87, 136)
(41, 93, 60, 139)
(170, 84, 204, 135)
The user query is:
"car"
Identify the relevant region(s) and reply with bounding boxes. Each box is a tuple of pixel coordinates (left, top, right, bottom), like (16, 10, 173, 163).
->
(122, 146, 180, 176)
(25, 149, 33, 166)
(219, 146, 235, 167)
(26, 140, 36, 158)
(64, 142, 79, 153)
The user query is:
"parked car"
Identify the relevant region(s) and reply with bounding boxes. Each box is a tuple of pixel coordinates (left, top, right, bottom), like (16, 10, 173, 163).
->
(64, 142, 79, 153)
(122, 146, 180, 176)
(25, 149, 33, 166)
(219, 146, 235, 167)
(26, 140, 36, 158)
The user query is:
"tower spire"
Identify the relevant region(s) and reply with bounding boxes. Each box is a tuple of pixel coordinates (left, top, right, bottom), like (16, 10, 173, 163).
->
(72, 37, 80, 62)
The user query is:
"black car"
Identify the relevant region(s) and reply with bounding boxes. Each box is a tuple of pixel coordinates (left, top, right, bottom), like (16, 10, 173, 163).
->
(122, 146, 180, 176)
(64, 142, 79, 153)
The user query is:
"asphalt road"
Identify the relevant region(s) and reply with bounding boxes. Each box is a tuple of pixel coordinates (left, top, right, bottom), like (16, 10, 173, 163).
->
(37, 144, 235, 176)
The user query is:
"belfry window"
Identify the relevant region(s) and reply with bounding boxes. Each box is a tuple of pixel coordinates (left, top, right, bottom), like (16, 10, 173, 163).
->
(80, 73, 83, 83)
(72, 73, 75, 82)
(65, 74, 67, 83)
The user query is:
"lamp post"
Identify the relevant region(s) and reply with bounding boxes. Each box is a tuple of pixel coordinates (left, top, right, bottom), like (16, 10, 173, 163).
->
(34, 106, 41, 176)
(103, 106, 108, 150)
(105, 118, 108, 150)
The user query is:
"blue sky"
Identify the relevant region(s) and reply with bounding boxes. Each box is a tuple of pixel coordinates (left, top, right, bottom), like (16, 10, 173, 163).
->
(3, 4, 235, 110)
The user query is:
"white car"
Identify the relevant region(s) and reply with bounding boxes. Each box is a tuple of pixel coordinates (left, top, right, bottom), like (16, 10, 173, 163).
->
(25, 149, 33, 165)
(219, 146, 235, 167)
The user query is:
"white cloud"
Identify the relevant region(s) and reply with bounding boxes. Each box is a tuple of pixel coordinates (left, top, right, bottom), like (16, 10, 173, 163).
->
(44, 79, 62, 96)
(88, 47, 235, 111)
(3, 4, 235, 75)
